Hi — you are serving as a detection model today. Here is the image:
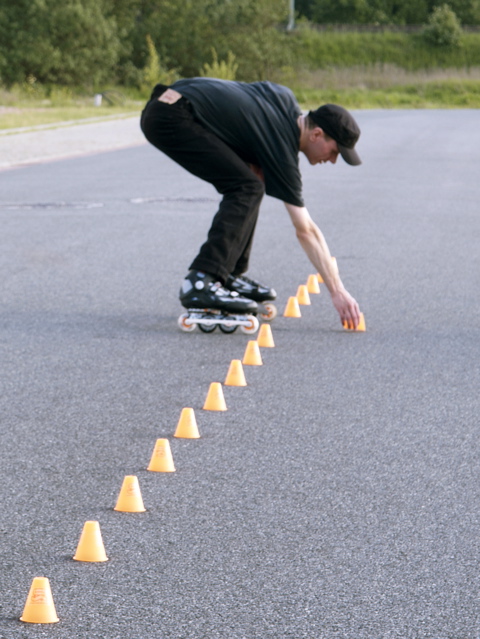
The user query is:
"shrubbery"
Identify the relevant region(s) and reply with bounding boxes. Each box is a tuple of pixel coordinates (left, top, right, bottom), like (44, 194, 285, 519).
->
(422, 4, 464, 47)
(0, 0, 479, 91)
(201, 49, 239, 81)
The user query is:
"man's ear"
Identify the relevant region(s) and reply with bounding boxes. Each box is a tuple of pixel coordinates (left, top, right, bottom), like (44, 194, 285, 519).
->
(310, 126, 325, 141)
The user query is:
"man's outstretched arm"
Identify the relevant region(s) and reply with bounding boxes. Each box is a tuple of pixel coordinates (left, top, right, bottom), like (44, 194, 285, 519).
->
(284, 202, 361, 329)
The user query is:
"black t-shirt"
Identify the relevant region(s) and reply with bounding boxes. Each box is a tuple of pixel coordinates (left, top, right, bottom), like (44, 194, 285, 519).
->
(172, 78, 304, 207)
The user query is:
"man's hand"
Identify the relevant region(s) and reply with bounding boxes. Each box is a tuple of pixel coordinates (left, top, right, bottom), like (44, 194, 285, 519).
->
(331, 289, 361, 330)
(284, 202, 362, 329)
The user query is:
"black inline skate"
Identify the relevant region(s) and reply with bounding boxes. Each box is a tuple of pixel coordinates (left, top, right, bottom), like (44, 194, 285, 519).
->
(178, 270, 259, 334)
(226, 274, 278, 321)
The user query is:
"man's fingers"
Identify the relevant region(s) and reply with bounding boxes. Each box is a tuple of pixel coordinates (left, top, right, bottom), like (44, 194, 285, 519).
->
(332, 290, 361, 330)
(342, 316, 355, 330)
(342, 307, 361, 330)
(340, 302, 360, 330)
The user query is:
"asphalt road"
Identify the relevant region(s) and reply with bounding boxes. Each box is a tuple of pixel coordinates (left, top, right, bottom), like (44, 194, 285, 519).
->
(1, 110, 479, 639)
(0, 115, 144, 169)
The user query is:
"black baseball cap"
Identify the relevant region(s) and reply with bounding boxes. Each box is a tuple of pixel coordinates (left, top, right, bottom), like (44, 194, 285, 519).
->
(308, 104, 361, 166)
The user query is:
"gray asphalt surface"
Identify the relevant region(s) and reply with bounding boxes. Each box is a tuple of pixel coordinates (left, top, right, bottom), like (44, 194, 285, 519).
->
(0, 115, 143, 169)
(1, 110, 479, 639)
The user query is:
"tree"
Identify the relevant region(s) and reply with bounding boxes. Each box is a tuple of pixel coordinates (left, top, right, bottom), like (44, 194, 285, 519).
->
(0, 0, 309, 88)
(136, 0, 290, 80)
(429, 0, 480, 24)
(295, 0, 480, 24)
(0, 0, 120, 86)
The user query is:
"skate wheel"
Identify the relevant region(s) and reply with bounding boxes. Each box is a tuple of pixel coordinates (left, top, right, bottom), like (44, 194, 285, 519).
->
(178, 313, 196, 332)
(198, 322, 217, 333)
(240, 315, 259, 335)
(260, 303, 277, 321)
(219, 322, 238, 334)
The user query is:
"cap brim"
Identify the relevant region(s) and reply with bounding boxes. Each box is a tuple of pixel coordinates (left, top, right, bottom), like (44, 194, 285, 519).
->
(339, 144, 361, 166)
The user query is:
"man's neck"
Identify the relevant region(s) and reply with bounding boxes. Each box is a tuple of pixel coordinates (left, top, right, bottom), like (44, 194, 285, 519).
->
(297, 114, 308, 152)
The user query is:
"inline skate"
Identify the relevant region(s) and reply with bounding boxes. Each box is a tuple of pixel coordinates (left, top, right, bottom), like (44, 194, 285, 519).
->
(225, 273, 277, 321)
(178, 270, 259, 334)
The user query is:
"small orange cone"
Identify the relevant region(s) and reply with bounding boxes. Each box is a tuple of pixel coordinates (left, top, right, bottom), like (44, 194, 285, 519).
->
(283, 296, 301, 318)
(225, 360, 247, 386)
(114, 475, 146, 513)
(203, 382, 227, 411)
(174, 407, 200, 437)
(306, 274, 320, 294)
(316, 272, 324, 283)
(343, 312, 366, 332)
(296, 285, 311, 305)
(20, 577, 59, 624)
(147, 438, 176, 472)
(73, 521, 108, 562)
(257, 323, 275, 348)
(242, 340, 263, 365)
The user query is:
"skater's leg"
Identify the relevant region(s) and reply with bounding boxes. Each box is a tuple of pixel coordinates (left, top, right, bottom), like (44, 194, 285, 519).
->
(141, 97, 264, 283)
(190, 181, 263, 282)
(230, 198, 261, 276)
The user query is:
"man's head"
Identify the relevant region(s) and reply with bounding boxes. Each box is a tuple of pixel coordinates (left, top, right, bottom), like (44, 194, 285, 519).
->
(307, 104, 361, 166)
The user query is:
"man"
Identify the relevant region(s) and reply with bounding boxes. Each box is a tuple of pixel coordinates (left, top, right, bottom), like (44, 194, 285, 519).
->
(140, 77, 362, 328)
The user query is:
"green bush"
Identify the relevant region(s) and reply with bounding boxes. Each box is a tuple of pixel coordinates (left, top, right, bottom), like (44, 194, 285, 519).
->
(422, 4, 463, 48)
(201, 49, 238, 81)
(141, 35, 179, 93)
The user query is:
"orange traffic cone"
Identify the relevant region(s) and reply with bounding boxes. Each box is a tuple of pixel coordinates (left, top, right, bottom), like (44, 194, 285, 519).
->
(20, 577, 59, 624)
(257, 323, 275, 348)
(296, 285, 311, 305)
(203, 382, 227, 411)
(225, 360, 247, 386)
(114, 475, 146, 513)
(306, 274, 320, 294)
(242, 340, 263, 365)
(174, 407, 200, 438)
(343, 312, 366, 332)
(147, 438, 176, 472)
(73, 521, 108, 562)
(283, 296, 301, 318)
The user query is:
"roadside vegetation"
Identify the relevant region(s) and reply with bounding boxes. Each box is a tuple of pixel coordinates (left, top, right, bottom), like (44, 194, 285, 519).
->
(1, 0, 479, 129)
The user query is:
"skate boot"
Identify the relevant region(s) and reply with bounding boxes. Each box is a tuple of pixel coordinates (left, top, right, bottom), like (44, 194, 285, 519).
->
(226, 274, 278, 321)
(178, 270, 259, 334)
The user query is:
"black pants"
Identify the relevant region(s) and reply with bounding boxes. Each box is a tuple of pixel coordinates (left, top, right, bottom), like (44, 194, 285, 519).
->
(140, 87, 265, 283)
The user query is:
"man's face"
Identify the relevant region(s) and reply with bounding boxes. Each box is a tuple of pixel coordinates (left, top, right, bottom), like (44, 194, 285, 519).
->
(304, 128, 339, 165)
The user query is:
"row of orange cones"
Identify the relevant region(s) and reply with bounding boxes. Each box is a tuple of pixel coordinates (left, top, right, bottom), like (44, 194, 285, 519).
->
(284, 271, 366, 331)
(19, 326, 274, 623)
(19, 271, 364, 624)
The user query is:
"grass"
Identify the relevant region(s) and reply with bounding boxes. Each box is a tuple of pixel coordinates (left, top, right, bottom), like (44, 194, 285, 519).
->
(1, 61, 480, 132)
(290, 29, 480, 71)
(287, 65, 480, 108)
(0, 85, 144, 131)
(0, 106, 141, 131)
(296, 85, 480, 109)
